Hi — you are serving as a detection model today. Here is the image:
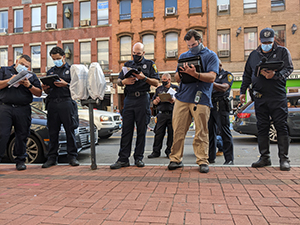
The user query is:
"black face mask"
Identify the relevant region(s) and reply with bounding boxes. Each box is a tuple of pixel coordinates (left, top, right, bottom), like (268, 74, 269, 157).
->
(133, 54, 143, 63)
(162, 81, 169, 86)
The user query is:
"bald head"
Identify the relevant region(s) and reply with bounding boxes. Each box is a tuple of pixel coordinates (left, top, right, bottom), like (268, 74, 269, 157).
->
(132, 42, 145, 62)
(162, 73, 171, 80)
(133, 42, 144, 52)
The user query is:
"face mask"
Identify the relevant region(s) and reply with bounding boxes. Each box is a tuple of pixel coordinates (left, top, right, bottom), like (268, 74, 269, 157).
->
(133, 54, 143, 63)
(190, 42, 204, 55)
(162, 81, 168, 86)
(261, 43, 273, 52)
(16, 64, 28, 73)
(53, 59, 64, 67)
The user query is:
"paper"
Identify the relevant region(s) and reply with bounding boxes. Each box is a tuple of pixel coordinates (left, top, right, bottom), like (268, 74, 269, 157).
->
(122, 67, 139, 78)
(167, 87, 177, 97)
(7, 71, 33, 88)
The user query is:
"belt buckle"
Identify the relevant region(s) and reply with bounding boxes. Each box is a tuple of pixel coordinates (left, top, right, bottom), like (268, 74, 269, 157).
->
(12, 104, 17, 107)
(134, 91, 140, 97)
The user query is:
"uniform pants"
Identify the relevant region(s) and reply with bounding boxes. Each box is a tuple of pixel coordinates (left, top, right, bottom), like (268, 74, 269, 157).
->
(118, 94, 151, 162)
(152, 112, 173, 156)
(0, 104, 31, 163)
(169, 99, 211, 165)
(208, 100, 233, 162)
(47, 100, 78, 160)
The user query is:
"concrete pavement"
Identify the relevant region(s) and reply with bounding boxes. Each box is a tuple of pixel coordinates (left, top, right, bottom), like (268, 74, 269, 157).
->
(0, 164, 300, 225)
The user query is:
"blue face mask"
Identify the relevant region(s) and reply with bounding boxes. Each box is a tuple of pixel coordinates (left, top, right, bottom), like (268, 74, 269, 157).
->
(16, 64, 28, 73)
(189, 42, 204, 55)
(53, 59, 64, 67)
(261, 43, 273, 52)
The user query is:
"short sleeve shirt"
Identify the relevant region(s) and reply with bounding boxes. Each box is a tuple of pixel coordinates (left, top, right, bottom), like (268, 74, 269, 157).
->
(212, 69, 233, 98)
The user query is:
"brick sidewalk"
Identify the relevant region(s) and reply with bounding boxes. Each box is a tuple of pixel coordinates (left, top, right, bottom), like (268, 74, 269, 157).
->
(0, 165, 299, 225)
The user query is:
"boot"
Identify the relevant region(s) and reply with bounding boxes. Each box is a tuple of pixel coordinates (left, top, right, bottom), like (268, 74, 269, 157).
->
(252, 136, 271, 168)
(277, 135, 290, 171)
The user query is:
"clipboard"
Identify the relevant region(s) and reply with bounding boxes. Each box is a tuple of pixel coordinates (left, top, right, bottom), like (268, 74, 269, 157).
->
(177, 55, 204, 83)
(255, 60, 284, 77)
(40, 75, 60, 88)
(158, 93, 172, 102)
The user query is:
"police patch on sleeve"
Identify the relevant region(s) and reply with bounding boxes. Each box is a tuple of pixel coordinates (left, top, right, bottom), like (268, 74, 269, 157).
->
(152, 64, 158, 73)
(227, 74, 233, 82)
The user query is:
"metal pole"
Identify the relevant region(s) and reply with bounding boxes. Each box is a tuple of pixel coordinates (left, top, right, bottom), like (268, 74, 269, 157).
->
(88, 100, 97, 170)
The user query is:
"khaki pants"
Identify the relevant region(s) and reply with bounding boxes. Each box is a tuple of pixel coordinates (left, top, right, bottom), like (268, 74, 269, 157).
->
(169, 99, 211, 165)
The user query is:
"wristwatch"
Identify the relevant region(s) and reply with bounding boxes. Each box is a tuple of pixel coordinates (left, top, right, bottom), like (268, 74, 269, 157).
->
(28, 84, 33, 89)
(142, 76, 148, 82)
(66, 83, 70, 88)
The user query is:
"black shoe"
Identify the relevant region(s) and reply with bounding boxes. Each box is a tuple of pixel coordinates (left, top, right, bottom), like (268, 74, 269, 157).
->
(251, 158, 271, 168)
(110, 161, 130, 169)
(69, 158, 80, 166)
(164, 149, 171, 158)
(199, 164, 209, 173)
(135, 160, 145, 167)
(148, 153, 160, 158)
(168, 161, 183, 170)
(223, 161, 234, 165)
(280, 161, 290, 171)
(16, 162, 26, 171)
(42, 159, 57, 168)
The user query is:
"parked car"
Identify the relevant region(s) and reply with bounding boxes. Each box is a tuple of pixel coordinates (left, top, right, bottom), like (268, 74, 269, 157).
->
(233, 93, 300, 142)
(5, 106, 97, 164)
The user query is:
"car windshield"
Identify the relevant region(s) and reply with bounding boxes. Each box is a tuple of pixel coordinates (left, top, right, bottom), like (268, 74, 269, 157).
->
(31, 106, 47, 119)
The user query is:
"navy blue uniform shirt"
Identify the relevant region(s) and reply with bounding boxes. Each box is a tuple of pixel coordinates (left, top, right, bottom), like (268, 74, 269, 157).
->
(212, 69, 233, 98)
(118, 58, 160, 94)
(0, 65, 41, 105)
(152, 84, 179, 112)
(240, 42, 293, 98)
(47, 62, 72, 99)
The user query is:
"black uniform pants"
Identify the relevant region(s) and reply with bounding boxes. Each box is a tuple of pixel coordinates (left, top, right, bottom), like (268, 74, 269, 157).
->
(118, 94, 151, 162)
(208, 100, 233, 162)
(0, 104, 31, 163)
(47, 99, 78, 160)
(152, 112, 173, 156)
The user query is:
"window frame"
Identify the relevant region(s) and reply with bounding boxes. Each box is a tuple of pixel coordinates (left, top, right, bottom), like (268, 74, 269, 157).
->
(189, 0, 202, 14)
(271, 0, 285, 11)
(14, 9, 23, 33)
(272, 25, 286, 46)
(14, 47, 23, 62)
(47, 5, 57, 24)
(80, 1, 91, 22)
(142, 0, 154, 18)
(243, 0, 257, 14)
(47, 45, 56, 69)
(119, 0, 131, 20)
(0, 11, 8, 32)
(120, 36, 132, 61)
(0, 48, 8, 66)
(97, 40, 109, 71)
(80, 42, 91, 66)
(31, 7, 41, 31)
(165, 32, 178, 59)
(97, 0, 109, 25)
(217, 0, 230, 16)
(244, 27, 257, 60)
(142, 34, 155, 59)
(31, 45, 41, 73)
(217, 29, 230, 60)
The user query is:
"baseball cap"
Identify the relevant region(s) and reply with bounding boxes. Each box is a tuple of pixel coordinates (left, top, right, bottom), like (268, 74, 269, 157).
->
(260, 28, 275, 43)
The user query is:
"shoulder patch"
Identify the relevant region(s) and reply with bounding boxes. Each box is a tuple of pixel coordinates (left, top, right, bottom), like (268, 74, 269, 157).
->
(227, 74, 233, 82)
(152, 64, 158, 73)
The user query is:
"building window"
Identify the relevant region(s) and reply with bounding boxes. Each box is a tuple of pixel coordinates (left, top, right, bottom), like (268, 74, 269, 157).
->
(120, 36, 131, 61)
(244, 0, 256, 13)
(272, 25, 286, 46)
(142, 0, 154, 18)
(165, 32, 178, 58)
(217, 0, 230, 15)
(31, 46, 41, 73)
(80, 42, 91, 65)
(63, 3, 73, 28)
(119, 0, 131, 20)
(271, 0, 285, 11)
(47, 45, 56, 69)
(97, 40, 109, 70)
(165, 0, 177, 15)
(0, 48, 8, 66)
(80, 1, 91, 26)
(244, 27, 257, 60)
(98, 0, 109, 25)
(0, 11, 8, 33)
(14, 47, 23, 62)
(189, 0, 202, 14)
(31, 7, 41, 31)
(47, 5, 57, 24)
(142, 35, 154, 59)
(217, 30, 230, 59)
(14, 9, 23, 33)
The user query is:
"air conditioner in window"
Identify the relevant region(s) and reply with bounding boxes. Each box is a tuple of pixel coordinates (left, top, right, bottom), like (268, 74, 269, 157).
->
(80, 19, 90, 27)
(218, 4, 229, 11)
(166, 50, 176, 58)
(0, 28, 7, 34)
(166, 7, 176, 15)
(45, 23, 57, 30)
(218, 50, 230, 58)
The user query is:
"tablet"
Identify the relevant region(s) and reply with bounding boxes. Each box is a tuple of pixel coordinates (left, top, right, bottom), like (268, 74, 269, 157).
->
(40, 75, 60, 88)
(177, 56, 204, 83)
(255, 61, 284, 77)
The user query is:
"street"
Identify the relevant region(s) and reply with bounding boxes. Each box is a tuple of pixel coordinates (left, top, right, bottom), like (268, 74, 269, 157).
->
(74, 130, 300, 167)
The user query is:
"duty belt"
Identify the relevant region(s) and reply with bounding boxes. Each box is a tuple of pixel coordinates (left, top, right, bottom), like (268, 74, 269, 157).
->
(158, 111, 172, 115)
(48, 97, 72, 103)
(127, 91, 148, 97)
(0, 102, 28, 107)
(253, 91, 262, 98)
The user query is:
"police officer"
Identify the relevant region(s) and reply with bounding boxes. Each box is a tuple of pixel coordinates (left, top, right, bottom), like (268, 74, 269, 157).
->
(42, 46, 80, 168)
(148, 73, 178, 159)
(0, 55, 42, 170)
(208, 60, 234, 165)
(240, 27, 293, 171)
(110, 42, 160, 169)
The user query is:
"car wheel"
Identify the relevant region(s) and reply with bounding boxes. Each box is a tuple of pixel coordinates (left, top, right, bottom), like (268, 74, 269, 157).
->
(8, 134, 46, 164)
(269, 124, 277, 143)
(99, 134, 113, 139)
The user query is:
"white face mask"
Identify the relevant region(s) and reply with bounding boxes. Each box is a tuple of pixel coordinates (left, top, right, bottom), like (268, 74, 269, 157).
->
(16, 64, 28, 73)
